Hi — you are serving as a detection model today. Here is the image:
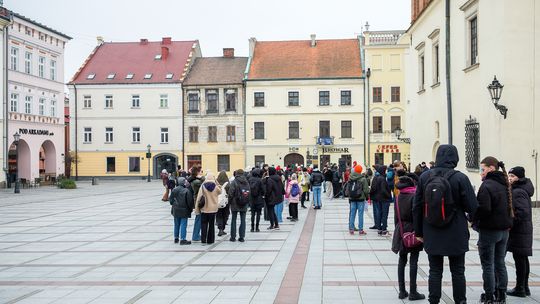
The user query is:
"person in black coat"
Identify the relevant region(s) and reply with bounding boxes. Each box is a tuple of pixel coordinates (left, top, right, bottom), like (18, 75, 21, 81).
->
(249, 169, 265, 232)
(392, 175, 425, 301)
(228, 169, 250, 242)
(370, 165, 393, 236)
(507, 166, 535, 298)
(169, 177, 194, 245)
(265, 167, 284, 230)
(413, 145, 478, 304)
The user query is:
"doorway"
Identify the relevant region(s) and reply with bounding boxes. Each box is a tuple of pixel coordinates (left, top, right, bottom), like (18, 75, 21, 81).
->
(284, 153, 304, 167)
(154, 153, 177, 178)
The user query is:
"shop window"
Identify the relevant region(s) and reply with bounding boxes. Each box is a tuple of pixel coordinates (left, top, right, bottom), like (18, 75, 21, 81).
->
(106, 157, 116, 173)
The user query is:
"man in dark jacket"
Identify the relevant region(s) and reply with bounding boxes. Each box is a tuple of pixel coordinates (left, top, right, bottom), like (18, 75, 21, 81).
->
(228, 169, 250, 242)
(310, 166, 325, 209)
(170, 177, 194, 245)
(248, 169, 265, 232)
(265, 167, 284, 230)
(413, 145, 478, 304)
(370, 165, 392, 236)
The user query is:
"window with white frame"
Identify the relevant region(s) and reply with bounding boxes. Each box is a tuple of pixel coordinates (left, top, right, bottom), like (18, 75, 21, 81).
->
(159, 94, 168, 108)
(39, 98, 45, 115)
(225, 89, 236, 111)
(38, 56, 45, 78)
(160, 127, 169, 143)
(10, 47, 18, 71)
(226, 126, 236, 142)
(132, 127, 140, 143)
(132, 94, 140, 108)
(105, 127, 114, 143)
(419, 53, 425, 91)
(24, 96, 32, 114)
(50, 100, 56, 117)
(84, 127, 92, 143)
(469, 16, 478, 66)
(105, 95, 113, 108)
(462, 0, 479, 68)
(254, 122, 264, 140)
(24, 51, 32, 74)
(83, 95, 92, 108)
(10, 93, 18, 112)
(128, 157, 140, 172)
(206, 90, 218, 113)
(50, 59, 56, 80)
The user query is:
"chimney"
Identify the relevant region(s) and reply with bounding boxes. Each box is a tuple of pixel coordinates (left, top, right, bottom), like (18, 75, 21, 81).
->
(161, 46, 169, 60)
(97, 36, 104, 45)
(310, 34, 316, 47)
(249, 37, 257, 57)
(162, 37, 172, 45)
(140, 38, 148, 45)
(223, 48, 235, 58)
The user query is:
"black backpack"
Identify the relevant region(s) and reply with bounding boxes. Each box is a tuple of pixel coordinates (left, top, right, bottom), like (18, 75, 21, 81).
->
(347, 180, 365, 200)
(249, 179, 261, 198)
(423, 170, 458, 227)
(235, 181, 251, 207)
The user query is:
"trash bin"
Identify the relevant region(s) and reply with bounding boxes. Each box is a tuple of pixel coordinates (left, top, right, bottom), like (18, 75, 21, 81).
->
(92, 177, 99, 185)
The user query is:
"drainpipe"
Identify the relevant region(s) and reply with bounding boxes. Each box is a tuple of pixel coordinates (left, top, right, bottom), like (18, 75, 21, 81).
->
(445, 0, 453, 144)
(181, 87, 185, 171)
(2, 23, 8, 184)
(72, 84, 78, 180)
(366, 68, 371, 167)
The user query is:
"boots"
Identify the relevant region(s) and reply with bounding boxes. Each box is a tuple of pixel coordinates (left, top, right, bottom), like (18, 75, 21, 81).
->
(481, 292, 494, 304)
(398, 290, 408, 299)
(408, 286, 425, 301)
(218, 229, 225, 236)
(507, 286, 526, 298)
(250, 224, 255, 233)
(495, 289, 507, 303)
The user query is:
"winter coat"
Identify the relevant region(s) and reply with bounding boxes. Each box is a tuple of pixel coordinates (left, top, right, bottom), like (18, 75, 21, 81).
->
(248, 169, 266, 210)
(392, 177, 423, 254)
(228, 175, 250, 212)
(188, 176, 205, 200)
(370, 166, 392, 202)
(286, 180, 302, 203)
(299, 173, 310, 192)
(507, 178, 535, 256)
(474, 171, 513, 230)
(170, 182, 194, 218)
(195, 180, 222, 214)
(413, 144, 478, 256)
(265, 168, 285, 206)
(324, 169, 333, 182)
(310, 170, 325, 187)
(345, 171, 369, 202)
(161, 172, 169, 186)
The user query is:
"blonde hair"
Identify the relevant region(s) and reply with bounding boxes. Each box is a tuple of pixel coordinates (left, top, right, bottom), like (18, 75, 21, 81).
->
(291, 173, 297, 180)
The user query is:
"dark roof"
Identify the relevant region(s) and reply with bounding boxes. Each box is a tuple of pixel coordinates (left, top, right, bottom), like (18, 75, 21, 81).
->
(183, 57, 248, 86)
(12, 12, 72, 40)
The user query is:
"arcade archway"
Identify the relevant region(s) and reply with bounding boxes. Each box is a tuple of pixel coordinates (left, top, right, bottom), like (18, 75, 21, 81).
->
(284, 153, 304, 167)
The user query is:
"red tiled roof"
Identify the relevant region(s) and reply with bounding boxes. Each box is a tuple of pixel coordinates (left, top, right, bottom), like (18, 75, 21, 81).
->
(70, 39, 197, 84)
(247, 39, 362, 80)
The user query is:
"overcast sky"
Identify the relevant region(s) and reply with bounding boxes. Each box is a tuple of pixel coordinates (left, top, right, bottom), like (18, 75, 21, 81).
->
(6, 0, 411, 85)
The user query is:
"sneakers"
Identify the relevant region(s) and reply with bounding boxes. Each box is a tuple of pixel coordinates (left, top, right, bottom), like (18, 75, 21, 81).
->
(369, 226, 378, 230)
(250, 228, 255, 232)
(267, 226, 275, 230)
(256, 228, 260, 232)
(358, 230, 367, 235)
(274, 226, 280, 230)
(408, 291, 425, 301)
(179, 240, 191, 245)
(349, 230, 355, 235)
(218, 230, 225, 236)
(174, 238, 179, 244)
(286, 216, 293, 220)
(301, 205, 307, 209)
(380, 230, 390, 236)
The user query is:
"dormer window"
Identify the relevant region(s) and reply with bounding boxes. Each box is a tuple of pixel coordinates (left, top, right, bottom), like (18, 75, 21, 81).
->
(87, 74, 95, 80)
(144, 73, 152, 79)
(126, 73, 134, 79)
(107, 73, 115, 79)
(165, 73, 174, 79)
(154, 54, 162, 60)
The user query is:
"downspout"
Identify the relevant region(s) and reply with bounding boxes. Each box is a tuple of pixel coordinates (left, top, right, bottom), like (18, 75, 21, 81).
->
(366, 69, 371, 167)
(445, 0, 453, 144)
(3, 23, 8, 184)
(243, 48, 253, 169)
(242, 80, 246, 168)
(181, 87, 185, 170)
(72, 84, 78, 180)
(358, 34, 369, 167)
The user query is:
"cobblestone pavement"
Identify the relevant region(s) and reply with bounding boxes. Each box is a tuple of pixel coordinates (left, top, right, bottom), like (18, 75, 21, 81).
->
(0, 181, 539, 303)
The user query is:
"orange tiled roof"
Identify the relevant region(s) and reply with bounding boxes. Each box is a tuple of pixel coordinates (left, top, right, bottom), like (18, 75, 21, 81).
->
(247, 38, 362, 80)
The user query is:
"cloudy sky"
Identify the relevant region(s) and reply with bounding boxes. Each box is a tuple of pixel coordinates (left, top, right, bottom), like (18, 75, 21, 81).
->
(6, 0, 411, 85)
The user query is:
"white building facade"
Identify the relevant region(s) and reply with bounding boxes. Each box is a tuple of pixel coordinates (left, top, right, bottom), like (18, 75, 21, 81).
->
(0, 7, 10, 187)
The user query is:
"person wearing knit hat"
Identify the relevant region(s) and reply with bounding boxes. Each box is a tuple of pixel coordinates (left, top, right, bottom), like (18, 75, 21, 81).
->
(508, 167, 525, 179)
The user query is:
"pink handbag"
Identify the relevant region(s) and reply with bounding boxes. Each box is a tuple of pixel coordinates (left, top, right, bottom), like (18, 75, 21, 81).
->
(396, 197, 423, 248)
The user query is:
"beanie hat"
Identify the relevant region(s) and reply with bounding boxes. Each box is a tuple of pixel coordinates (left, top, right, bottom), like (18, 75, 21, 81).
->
(509, 166, 525, 179)
(353, 165, 363, 174)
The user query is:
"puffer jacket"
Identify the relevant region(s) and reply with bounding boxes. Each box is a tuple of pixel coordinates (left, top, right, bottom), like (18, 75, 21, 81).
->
(286, 180, 302, 203)
(507, 178, 534, 256)
(474, 171, 513, 230)
(248, 169, 266, 210)
(265, 168, 285, 206)
(170, 179, 194, 218)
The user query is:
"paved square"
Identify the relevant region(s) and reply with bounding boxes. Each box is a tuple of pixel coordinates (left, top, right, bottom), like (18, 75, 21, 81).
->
(0, 181, 539, 303)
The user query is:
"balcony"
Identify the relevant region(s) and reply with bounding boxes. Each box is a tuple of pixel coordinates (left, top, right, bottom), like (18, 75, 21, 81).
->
(316, 136, 334, 146)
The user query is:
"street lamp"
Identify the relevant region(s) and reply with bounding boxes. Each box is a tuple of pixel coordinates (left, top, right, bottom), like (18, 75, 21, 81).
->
(13, 132, 20, 194)
(146, 144, 152, 182)
(393, 127, 411, 144)
(487, 76, 508, 119)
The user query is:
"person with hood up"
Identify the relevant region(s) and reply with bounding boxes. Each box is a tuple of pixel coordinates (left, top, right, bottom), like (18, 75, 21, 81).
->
(189, 166, 204, 242)
(310, 165, 325, 209)
(228, 169, 250, 242)
(161, 169, 170, 201)
(507, 166, 535, 298)
(195, 173, 221, 244)
(474, 157, 514, 303)
(391, 174, 425, 301)
(412, 145, 478, 304)
(249, 168, 265, 232)
(216, 171, 230, 237)
(265, 167, 284, 230)
(370, 165, 393, 236)
(345, 165, 369, 235)
(169, 177, 194, 245)
(285, 173, 302, 221)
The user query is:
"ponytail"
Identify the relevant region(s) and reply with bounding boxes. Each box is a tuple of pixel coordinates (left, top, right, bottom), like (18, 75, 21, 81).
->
(499, 161, 514, 218)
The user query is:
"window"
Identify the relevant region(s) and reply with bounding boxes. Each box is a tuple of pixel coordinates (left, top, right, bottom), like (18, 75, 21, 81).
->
(470, 16, 478, 65)
(39, 98, 45, 115)
(160, 94, 168, 108)
(188, 93, 199, 113)
(50, 60, 56, 80)
(288, 121, 299, 139)
(132, 95, 140, 108)
(160, 127, 169, 143)
(206, 90, 218, 113)
(126, 73, 134, 79)
(189, 127, 198, 143)
(10, 47, 18, 70)
(208, 126, 217, 142)
(254, 92, 265, 107)
(225, 90, 236, 111)
(83, 95, 92, 108)
(419, 54, 425, 90)
(391, 87, 400, 102)
(392, 153, 402, 162)
(154, 54, 162, 60)
(288, 91, 299, 106)
(87, 74, 95, 80)
(341, 90, 351, 105)
(165, 73, 174, 79)
(341, 121, 352, 138)
(129, 157, 140, 173)
(390, 54, 401, 70)
(24, 96, 32, 114)
(373, 87, 382, 102)
(106, 157, 116, 173)
(373, 116, 383, 133)
(38, 56, 45, 78)
(226, 126, 236, 142)
(50, 100, 56, 117)
(144, 73, 152, 79)
(10, 93, 18, 112)
(105, 127, 114, 143)
(217, 155, 230, 172)
(374, 153, 384, 165)
(105, 95, 113, 108)
(187, 155, 202, 169)
(132, 127, 141, 143)
(319, 121, 330, 138)
(255, 155, 265, 168)
(107, 73, 115, 79)
(391, 116, 401, 132)
(83, 127, 92, 143)
(254, 122, 264, 139)
(24, 52, 32, 74)
(319, 91, 330, 106)
(433, 44, 440, 83)
(465, 118, 480, 170)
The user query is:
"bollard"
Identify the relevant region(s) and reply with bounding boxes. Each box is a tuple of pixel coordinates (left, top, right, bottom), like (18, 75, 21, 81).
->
(92, 177, 99, 185)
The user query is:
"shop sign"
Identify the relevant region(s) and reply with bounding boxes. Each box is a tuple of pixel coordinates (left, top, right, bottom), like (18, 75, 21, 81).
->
(288, 147, 299, 153)
(18, 128, 54, 136)
(376, 144, 400, 153)
(321, 147, 349, 154)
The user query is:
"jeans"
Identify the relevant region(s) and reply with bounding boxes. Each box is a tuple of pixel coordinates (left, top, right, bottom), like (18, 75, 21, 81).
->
(372, 201, 381, 228)
(348, 201, 365, 231)
(512, 252, 530, 289)
(398, 251, 420, 292)
(274, 202, 283, 223)
(267, 204, 278, 228)
(428, 254, 466, 304)
(373, 201, 390, 231)
(312, 186, 322, 207)
(230, 211, 246, 240)
(201, 213, 216, 244)
(478, 229, 509, 295)
(173, 217, 188, 240)
(192, 214, 201, 241)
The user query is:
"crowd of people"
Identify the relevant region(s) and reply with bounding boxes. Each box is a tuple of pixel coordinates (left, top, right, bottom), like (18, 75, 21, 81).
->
(161, 143, 535, 304)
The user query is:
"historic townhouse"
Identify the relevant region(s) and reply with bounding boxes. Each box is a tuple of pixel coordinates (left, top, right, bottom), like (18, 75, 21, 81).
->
(0, 7, 9, 187)
(5, 11, 71, 186)
(68, 38, 201, 179)
(363, 29, 410, 167)
(245, 35, 365, 168)
(182, 48, 247, 174)
(405, 0, 540, 193)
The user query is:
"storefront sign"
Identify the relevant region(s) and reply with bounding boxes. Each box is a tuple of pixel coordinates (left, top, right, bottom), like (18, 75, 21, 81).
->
(18, 128, 54, 136)
(376, 145, 400, 153)
(321, 147, 349, 154)
(288, 147, 299, 153)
